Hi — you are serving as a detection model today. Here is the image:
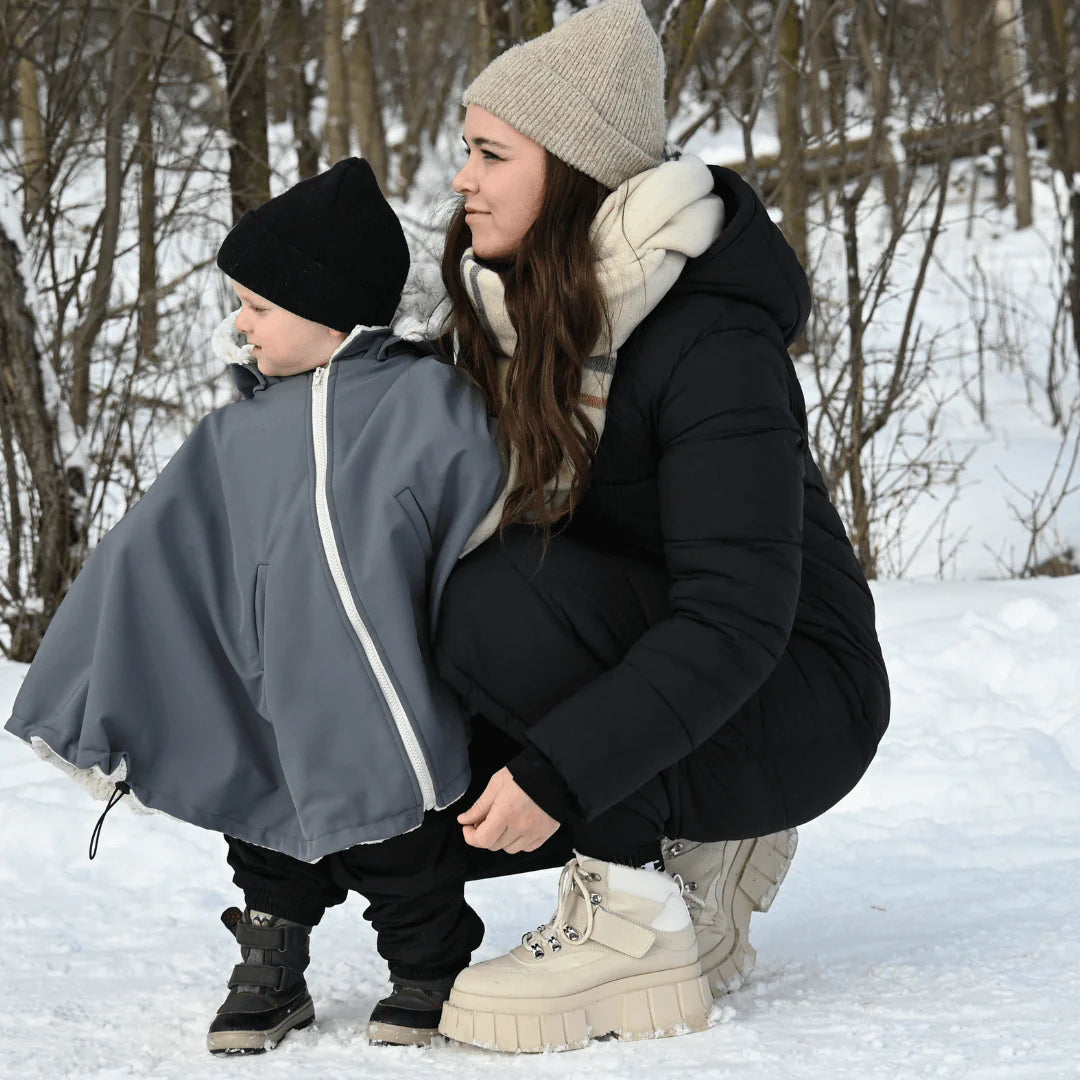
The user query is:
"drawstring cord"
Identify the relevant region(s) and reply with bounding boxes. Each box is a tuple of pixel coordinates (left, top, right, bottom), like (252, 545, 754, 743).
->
(88, 781, 130, 860)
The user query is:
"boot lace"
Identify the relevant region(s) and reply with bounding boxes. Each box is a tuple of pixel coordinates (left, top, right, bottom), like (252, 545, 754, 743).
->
(671, 872, 706, 911)
(520, 858, 604, 959)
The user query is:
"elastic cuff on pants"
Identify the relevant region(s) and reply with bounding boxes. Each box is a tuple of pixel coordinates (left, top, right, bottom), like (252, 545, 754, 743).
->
(389, 958, 470, 984)
(242, 890, 326, 928)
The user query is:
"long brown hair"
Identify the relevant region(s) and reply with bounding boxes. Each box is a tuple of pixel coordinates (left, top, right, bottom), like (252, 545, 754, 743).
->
(439, 152, 611, 539)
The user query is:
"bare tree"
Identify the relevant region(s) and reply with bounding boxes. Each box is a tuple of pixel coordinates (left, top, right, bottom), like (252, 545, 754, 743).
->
(0, 0, 256, 656)
(1028, 0, 1080, 379)
(10, 0, 47, 218)
(801, 0, 961, 577)
(989, 403, 1080, 577)
(0, 191, 77, 660)
(276, 0, 320, 178)
(368, 0, 478, 196)
(993, 0, 1033, 229)
(520, 0, 554, 40)
(661, 0, 707, 119)
(349, 6, 388, 186)
(215, 0, 270, 222)
(776, 0, 806, 272)
(70, 1, 134, 432)
(324, 0, 350, 163)
(134, 7, 159, 365)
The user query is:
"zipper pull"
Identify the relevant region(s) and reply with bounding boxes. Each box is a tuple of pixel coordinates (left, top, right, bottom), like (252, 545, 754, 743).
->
(313, 365, 326, 388)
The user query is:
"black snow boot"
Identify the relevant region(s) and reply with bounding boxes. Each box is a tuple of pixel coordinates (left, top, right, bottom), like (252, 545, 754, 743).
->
(207, 906, 315, 1055)
(367, 973, 457, 1046)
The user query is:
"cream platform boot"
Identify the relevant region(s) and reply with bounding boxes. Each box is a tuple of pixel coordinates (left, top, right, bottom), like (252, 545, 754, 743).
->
(438, 855, 712, 1052)
(662, 829, 798, 995)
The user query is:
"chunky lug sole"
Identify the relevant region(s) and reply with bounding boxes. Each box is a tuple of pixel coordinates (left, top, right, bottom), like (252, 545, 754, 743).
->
(438, 963, 712, 1052)
(700, 829, 798, 995)
(206, 996, 316, 1055)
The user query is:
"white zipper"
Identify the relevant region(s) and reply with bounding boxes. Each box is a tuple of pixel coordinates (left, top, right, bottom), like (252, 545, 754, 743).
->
(310, 362, 436, 809)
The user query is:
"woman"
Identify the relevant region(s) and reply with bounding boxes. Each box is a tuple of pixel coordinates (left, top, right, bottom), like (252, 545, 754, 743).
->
(426, 0, 890, 1052)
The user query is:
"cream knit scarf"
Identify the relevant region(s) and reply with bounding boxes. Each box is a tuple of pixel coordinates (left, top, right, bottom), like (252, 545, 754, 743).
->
(458, 154, 725, 555)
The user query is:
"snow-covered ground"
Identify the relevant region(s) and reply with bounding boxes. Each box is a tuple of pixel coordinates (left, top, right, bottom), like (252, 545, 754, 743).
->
(3, 574, 1079, 1079)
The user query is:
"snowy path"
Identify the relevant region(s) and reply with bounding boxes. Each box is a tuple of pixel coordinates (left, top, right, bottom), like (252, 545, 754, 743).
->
(2, 577, 1079, 1079)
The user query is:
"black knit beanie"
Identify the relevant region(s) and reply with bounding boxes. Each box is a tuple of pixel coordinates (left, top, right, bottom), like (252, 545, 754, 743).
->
(216, 158, 410, 332)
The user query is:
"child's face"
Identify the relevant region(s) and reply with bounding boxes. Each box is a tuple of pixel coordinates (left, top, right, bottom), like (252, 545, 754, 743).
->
(233, 283, 346, 376)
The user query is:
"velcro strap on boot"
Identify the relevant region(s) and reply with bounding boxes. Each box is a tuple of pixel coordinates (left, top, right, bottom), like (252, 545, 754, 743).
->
(233, 923, 307, 951)
(234, 923, 286, 950)
(587, 908, 656, 958)
(228, 963, 289, 992)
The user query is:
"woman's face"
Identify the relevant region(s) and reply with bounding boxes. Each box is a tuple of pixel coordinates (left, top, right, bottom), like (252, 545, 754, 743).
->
(453, 106, 547, 260)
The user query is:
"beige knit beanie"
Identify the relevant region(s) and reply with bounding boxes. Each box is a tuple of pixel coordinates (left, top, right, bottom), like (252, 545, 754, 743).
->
(462, 0, 667, 190)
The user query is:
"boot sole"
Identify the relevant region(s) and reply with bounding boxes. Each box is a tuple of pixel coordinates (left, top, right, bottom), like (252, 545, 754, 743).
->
(700, 828, 798, 995)
(368, 1020, 442, 1047)
(206, 998, 316, 1055)
(438, 962, 712, 1052)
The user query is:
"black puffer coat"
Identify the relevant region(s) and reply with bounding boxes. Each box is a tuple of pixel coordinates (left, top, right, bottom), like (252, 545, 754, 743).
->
(505, 165, 890, 822)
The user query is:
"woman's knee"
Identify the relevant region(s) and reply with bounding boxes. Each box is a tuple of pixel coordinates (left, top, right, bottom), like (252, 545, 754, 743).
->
(437, 527, 669, 673)
(435, 529, 669, 731)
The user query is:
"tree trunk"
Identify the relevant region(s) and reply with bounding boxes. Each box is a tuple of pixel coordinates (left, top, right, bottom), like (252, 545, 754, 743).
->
(70, 0, 132, 429)
(469, 0, 493, 79)
(218, 0, 271, 223)
(841, 194, 873, 578)
(662, 0, 707, 118)
(134, 10, 158, 365)
(520, 0, 553, 41)
(324, 0, 350, 164)
(349, 9, 388, 187)
(14, 9, 47, 219)
(1030, 0, 1080, 372)
(776, 1, 807, 272)
(804, 0, 832, 221)
(1032, 0, 1076, 173)
(179, 1, 228, 118)
(731, 0, 755, 126)
(484, 0, 514, 58)
(0, 380, 23, 625)
(506, 0, 523, 43)
(808, 0, 844, 136)
(264, 2, 290, 123)
(0, 220, 76, 661)
(278, 0, 319, 178)
(994, 0, 1034, 229)
(943, 0, 996, 116)
(855, 0, 901, 231)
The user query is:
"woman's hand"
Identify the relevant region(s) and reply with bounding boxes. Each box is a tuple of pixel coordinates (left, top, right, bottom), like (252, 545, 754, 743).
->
(458, 767, 560, 853)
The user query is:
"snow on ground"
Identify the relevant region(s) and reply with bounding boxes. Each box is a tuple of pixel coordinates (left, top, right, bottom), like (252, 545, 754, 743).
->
(3, 575, 1079, 1079)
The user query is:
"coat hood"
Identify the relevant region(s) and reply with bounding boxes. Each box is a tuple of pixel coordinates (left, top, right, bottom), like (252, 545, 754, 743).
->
(670, 165, 811, 347)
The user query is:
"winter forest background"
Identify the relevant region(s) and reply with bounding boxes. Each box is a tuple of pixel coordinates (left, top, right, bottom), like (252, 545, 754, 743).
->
(1, 0, 1079, 663)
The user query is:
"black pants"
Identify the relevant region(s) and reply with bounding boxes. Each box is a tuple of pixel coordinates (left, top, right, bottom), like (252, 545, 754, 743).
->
(226, 716, 659, 981)
(227, 527, 883, 980)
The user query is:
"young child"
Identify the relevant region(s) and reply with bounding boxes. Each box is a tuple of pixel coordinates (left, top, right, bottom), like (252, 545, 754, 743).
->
(5, 159, 504, 1053)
